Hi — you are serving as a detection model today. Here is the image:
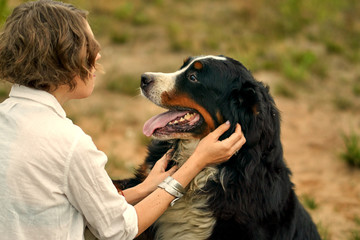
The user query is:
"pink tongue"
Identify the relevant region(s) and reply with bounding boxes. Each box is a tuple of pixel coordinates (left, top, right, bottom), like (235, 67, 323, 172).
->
(143, 111, 189, 137)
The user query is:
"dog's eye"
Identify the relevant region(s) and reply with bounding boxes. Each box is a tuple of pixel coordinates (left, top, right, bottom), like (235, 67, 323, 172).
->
(188, 74, 198, 82)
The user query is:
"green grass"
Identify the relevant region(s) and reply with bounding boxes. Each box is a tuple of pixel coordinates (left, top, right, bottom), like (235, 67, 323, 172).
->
(316, 222, 330, 240)
(2, 0, 358, 111)
(273, 83, 296, 99)
(353, 83, 360, 97)
(281, 50, 320, 85)
(355, 215, 360, 226)
(1, 0, 358, 108)
(333, 96, 354, 111)
(0, 87, 8, 98)
(350, 231, 360, 240)
(341, 132, 360, 168)
(0, 82, 11, 101)
(301, 194, 318, 210)
(106, 74, 140, 96)
(0, 0, 8, 25)
(110, 29, 131, 44)
(114, 2, 134, 21)
(325, 40, 345, 55)
(132, 12, 151, 26)
(167, 22, 193, 52)
(350, 216, 360, 240)
(113, 2, 151, 26)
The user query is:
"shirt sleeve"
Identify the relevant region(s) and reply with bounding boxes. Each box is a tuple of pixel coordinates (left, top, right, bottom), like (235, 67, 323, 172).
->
(64, 133, 138, 240)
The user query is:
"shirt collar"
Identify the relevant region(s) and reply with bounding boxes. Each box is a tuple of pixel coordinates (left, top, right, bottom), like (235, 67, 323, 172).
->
(9, 84, 66, 118)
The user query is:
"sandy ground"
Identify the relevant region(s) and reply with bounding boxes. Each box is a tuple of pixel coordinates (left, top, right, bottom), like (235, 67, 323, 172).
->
(65, 47, 360, 240)
(277, 96, 360, 239)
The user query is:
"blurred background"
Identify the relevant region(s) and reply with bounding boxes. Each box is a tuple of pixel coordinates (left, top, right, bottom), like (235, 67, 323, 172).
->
(1, 0, 360, 239)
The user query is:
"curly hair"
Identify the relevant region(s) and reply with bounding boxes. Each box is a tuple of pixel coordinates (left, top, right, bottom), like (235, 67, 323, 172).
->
(0, 0, 100, 91)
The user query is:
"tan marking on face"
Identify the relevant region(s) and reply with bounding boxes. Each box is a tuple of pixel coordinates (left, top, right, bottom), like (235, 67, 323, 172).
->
(216, 111, 224, 124)
(194, 61, 203, 70)
(161, 91, 215, 135)
(252, 104, 260, 115)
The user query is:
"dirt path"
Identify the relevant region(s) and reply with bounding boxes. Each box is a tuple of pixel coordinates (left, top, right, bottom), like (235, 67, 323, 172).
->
(278, 97, 360, 239)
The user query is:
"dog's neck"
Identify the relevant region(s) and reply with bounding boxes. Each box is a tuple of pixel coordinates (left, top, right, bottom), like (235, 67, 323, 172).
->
(171, 139, 200, 166)
(171, 139, 219, 193)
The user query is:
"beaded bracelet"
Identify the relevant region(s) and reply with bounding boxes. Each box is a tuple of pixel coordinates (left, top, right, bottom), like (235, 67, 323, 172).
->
(158, 176, 186, 206)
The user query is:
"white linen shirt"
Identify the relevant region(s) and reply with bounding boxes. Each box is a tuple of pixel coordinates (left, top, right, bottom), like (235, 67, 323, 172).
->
(0, 85, 138, 240)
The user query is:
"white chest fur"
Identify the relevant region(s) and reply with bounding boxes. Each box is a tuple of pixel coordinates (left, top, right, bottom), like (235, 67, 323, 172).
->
(154, 140, 219, 240)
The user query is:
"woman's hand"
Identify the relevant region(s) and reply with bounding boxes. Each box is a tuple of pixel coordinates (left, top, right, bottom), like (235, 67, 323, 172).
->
(123, 152, 176, 204)
(140, 152, 177, 194)
(190, 122, 246, 168)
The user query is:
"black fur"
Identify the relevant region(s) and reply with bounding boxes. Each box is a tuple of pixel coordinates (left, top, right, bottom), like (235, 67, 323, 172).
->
(114, 56, 321, 240)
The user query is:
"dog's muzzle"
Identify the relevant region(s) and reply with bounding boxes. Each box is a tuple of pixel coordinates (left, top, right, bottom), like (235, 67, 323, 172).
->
(141, 73, 154, 92)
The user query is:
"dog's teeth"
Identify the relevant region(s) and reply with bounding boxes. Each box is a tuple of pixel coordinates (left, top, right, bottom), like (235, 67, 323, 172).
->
(168, 113, 195, 126)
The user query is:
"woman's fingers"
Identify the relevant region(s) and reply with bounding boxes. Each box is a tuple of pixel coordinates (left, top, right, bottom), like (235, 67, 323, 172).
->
(230, 134, 247, 154)
(221, 124, 243, 143)
(221, 124, 246, 156)
(152, 149, 174, 172)
(209, 121, 231, 140)
(166, 165, 178, 176)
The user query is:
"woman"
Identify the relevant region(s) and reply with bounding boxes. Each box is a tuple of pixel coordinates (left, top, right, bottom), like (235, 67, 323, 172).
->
(0, 1, 246, 239)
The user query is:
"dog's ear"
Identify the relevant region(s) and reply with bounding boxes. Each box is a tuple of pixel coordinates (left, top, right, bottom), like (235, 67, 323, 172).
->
(218, 80, 262, 144)
(238, 81, 260, 115)
(226, 80, 260, 117)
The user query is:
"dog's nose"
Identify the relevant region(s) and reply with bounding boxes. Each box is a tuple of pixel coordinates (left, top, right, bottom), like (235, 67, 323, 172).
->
(141, 74, 154, 89)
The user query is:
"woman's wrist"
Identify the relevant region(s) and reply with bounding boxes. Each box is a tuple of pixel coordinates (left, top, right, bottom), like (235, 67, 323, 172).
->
(123, 182, 152, 205)
(171, 155, 205, 188)
(158, 176, 186, 206)
(138, 181, 155, 196)
(136, 181, 155, 200)
(186, 152, 207, 171)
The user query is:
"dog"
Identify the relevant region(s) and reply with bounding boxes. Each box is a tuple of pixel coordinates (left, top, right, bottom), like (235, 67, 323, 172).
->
(113, 55, 321, 240)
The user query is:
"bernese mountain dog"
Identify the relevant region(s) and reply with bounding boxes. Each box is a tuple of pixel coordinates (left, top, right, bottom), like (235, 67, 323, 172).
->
(113, 55, 321, 240)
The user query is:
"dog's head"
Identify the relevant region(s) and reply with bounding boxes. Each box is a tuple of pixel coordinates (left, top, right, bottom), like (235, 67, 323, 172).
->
(141, 55, 279, 146)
